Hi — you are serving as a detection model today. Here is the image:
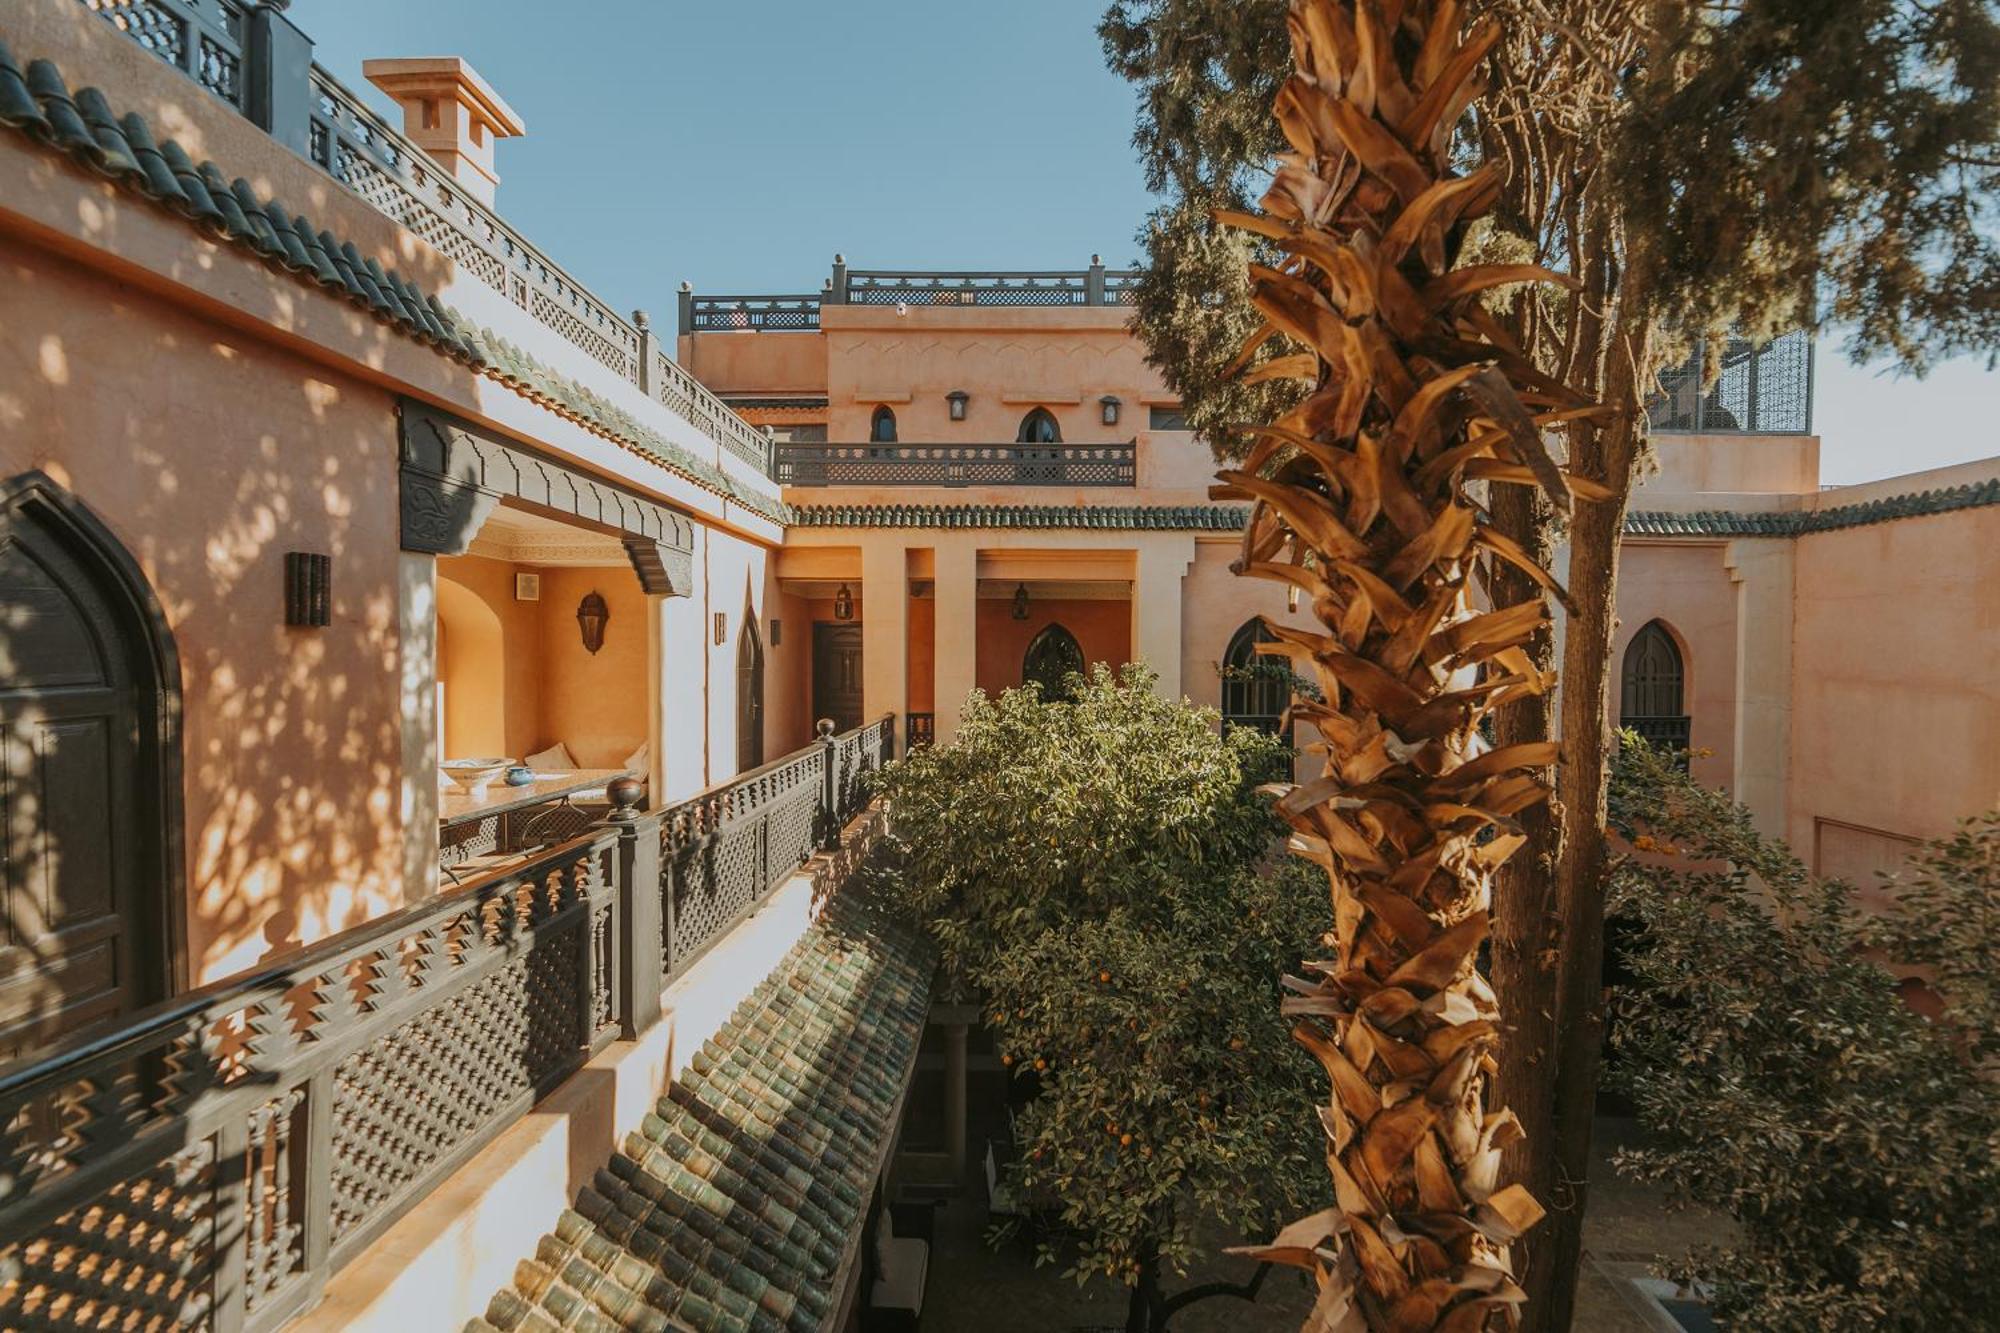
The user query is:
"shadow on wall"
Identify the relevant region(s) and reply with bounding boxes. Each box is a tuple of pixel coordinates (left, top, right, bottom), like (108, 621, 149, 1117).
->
(0, 165, 468, 996)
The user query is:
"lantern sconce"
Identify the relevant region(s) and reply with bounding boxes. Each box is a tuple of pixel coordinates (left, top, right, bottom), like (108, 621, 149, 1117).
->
(947, 389, 969, 422)
(833, 583, 855, 621)
(1099, 394, 1122, 427)
(283, 552, 331, 628)
(714, 611, 727, 645)
(576, 591, 610, 655)
(1012, 582, 1030, 621)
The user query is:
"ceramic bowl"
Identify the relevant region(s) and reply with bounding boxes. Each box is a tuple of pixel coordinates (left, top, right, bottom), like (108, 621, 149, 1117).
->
(441, 758, 512, 794)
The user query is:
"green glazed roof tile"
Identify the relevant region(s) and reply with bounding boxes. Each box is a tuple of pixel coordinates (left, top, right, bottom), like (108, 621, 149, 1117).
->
(787, 503, 1253, 530)
(1626, 478, 2000, 538)
(480, 891, 931, 1333)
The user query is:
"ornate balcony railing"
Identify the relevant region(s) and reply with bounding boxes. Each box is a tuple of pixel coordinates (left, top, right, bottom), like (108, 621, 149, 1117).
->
(0, 717, 895, 1331)
(0, 829, 621, 1332)
(1647, 330, 1813, 435)
(74, 0, 774, 477)
(81, 0, 248, 108)
(774, 442, 1137, 488)
(678, 257, 1143, 334)
(685, 294, 824, 332)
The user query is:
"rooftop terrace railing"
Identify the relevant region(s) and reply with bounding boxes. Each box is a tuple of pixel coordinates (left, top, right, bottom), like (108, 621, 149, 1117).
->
(0, 715, 892, 1332)
(679, 255, 1142, 334)
(774, 441, 1138, 488)
(75, 0, 774, 477)
(1647, 329, 1814, 435)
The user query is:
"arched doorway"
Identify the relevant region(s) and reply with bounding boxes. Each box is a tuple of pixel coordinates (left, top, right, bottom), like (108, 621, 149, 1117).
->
(737, 614, 765, 772)
(1022, 623, 1085, 702)
(1620, 620, 1689, 762)
(0, 473, 182, 1059)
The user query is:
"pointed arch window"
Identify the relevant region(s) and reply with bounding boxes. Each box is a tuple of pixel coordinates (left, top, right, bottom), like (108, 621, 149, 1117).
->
(1022, 623, 1085, 701)
(870, 405, 898, 443)
(736, 614, 765, 771)
(1221, 618, 1289, 736)
(1016, 408, 1062, 444)
(1620, 620, 1689, 765)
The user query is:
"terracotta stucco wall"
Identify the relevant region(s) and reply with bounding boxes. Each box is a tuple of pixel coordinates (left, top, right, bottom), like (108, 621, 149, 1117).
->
(1610, 542, 1739, 793)
(536, 567, 649, 770)
(973, 598, 1131, 697)
(1788, 508, 2000, 879)
(437, 555, 542, 761)
(0, 236, 407, 984)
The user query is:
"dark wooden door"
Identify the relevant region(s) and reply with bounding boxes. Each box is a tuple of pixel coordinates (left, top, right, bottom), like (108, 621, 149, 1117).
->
(812, 622, 864, 733)
(736, 617, 765, 772)
(0, 488, 169, 1061)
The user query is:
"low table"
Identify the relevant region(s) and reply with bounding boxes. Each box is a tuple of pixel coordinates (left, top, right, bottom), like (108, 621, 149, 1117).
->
(439, 768, 633, 877)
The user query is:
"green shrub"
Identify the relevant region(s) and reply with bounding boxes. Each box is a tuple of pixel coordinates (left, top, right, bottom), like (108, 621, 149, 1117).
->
(1607, 737, 2000, 1332)
(872, 665, 1322, 1320)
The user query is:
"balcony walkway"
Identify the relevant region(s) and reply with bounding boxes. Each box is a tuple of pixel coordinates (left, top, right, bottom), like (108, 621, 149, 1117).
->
(473, 887, 931, 1333)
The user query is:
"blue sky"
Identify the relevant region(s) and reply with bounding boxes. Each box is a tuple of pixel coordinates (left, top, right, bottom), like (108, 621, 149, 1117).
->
(299, 0, 1994, 488)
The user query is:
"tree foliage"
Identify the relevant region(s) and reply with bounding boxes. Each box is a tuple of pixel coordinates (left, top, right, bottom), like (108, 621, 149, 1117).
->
(872, 666, 1325, 1327)
(1608, 739, 2000, 1331)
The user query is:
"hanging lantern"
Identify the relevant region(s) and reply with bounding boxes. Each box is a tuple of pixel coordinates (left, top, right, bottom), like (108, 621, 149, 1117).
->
(1012, 582, 1030, 621)
(833, 583, 855, 621)
(576, 591, 610, 655)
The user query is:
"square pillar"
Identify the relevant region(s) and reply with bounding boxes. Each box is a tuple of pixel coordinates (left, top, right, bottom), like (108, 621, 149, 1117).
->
(651, 532, 709, 803)
(1131, 539, 1194, 700)
(933, 543, 978, 743)
(1726, 539, 1795, 838)
(861, 543, 909, 726)
(396, 552, 439, 901)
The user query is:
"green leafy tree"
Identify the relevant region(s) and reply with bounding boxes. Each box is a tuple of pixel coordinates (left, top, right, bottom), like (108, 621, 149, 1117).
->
(1607, 738, 2000, 1331)
(873, 665, 1325, 1331)
(1100, 4, 2000, 1325)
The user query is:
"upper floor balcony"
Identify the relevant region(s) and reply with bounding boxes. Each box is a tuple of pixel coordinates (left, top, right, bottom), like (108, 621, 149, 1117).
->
(680, 255, 1141, 333)
(775, 441, 1138, 488)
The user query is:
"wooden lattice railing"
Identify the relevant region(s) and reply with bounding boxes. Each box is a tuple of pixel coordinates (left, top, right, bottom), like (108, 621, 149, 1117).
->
(0, 717, 895, 1331)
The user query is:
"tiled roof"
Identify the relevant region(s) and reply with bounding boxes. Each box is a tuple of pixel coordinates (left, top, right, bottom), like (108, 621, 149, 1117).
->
(789, 504, 1253, 530)
(473, 891, 932, 1333)
(0, 37, 786, 524)
(1626, 478, 2000, 538)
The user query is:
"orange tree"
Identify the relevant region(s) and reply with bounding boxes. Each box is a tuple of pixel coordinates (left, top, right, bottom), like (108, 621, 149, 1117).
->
(873, 665, 1326, 1332)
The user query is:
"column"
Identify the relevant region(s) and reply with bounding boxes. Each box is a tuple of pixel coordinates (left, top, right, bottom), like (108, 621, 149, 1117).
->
(1726, 539, 1795, 838)
(861, 542, 908, 726)
(1131, 538, 1194, 700)
(651, 531, 708, 803)
(932, 542, 978, 743)
(396, 553, 439, 901)
(945, 1020, 970, 1181)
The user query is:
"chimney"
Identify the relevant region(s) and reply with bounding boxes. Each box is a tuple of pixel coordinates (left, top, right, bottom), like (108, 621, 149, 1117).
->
(362, 57, 524, 206)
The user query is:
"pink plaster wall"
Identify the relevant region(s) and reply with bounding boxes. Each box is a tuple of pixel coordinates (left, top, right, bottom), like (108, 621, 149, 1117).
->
(1787, 508, 2000, 876)
(1609, 543, 1739, 792)
(0, 235, 408, 985)
(536, 567, 649, 770)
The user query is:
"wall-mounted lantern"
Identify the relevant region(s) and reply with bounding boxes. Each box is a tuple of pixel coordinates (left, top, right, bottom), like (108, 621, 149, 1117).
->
(947, 389, 969, 422)
(1099, 394, 1122, 427)
(284, 552, 331, 628)
(714, 611, 727, 645)
(577, 591, 610, 655)
(834, 583, 855, 621)
(1012, 582, 1030, 621)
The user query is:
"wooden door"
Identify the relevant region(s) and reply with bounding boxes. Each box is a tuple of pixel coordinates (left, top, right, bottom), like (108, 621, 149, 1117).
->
(736, 617, 765, 772)
(812, 622, 864, 733)
(0, 479, 173, 1061)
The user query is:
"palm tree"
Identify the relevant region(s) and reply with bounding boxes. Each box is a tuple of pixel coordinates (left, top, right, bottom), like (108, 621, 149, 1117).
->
(1214, 3, 1607, 1329)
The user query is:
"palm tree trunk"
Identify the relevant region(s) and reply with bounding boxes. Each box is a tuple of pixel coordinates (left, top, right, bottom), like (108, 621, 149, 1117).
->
(1216, 4, 1602, 1329)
